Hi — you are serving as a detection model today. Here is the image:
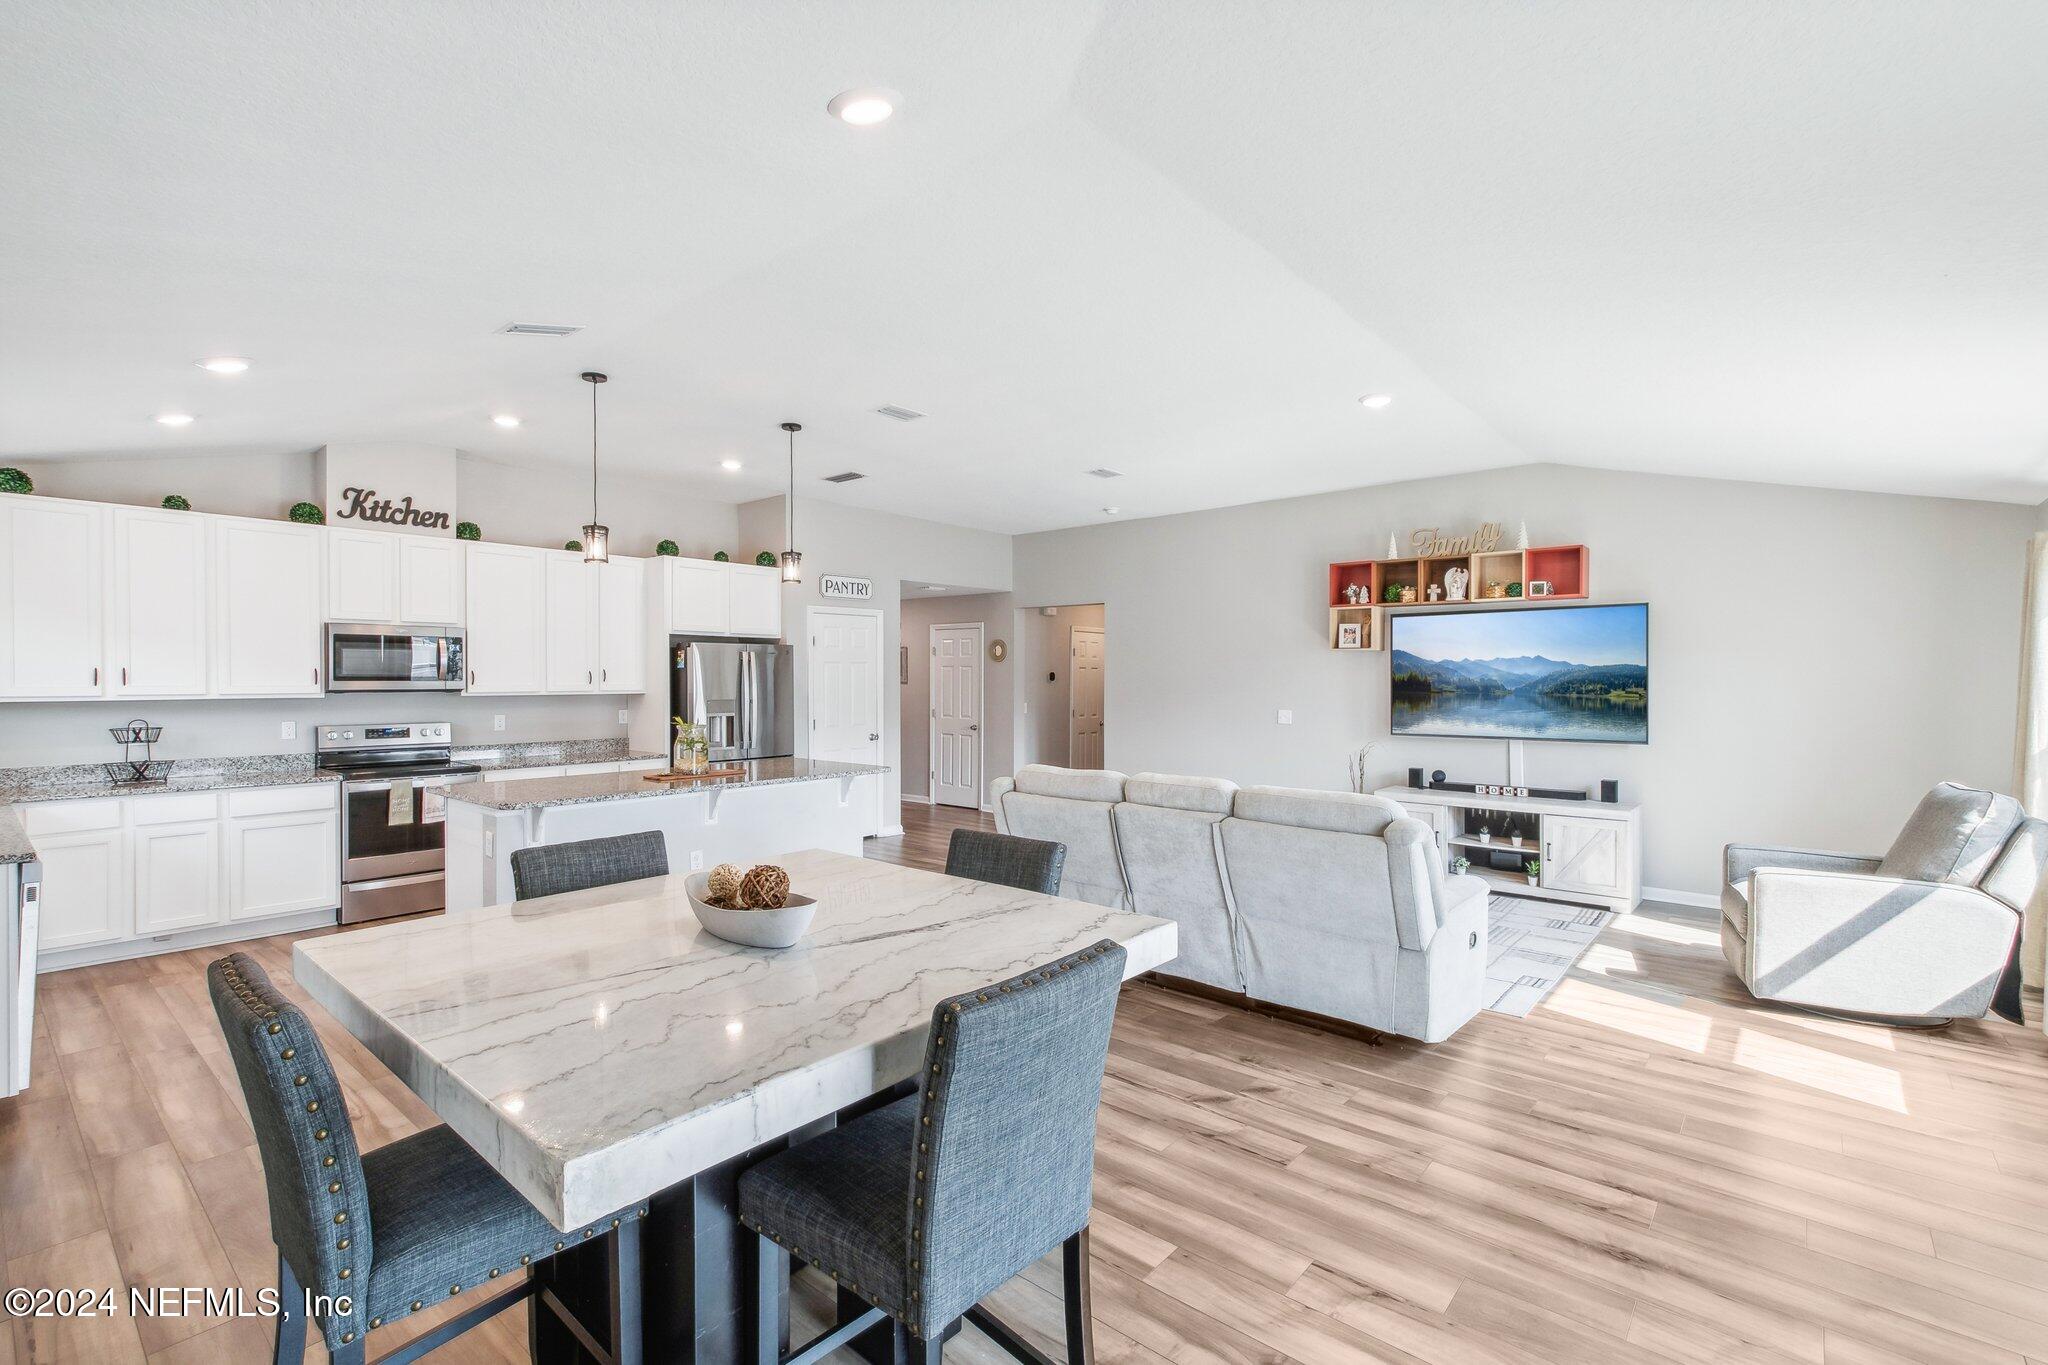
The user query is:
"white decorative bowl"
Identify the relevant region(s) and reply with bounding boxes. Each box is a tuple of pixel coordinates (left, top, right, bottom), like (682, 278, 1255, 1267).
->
(684, 872, 817, 949)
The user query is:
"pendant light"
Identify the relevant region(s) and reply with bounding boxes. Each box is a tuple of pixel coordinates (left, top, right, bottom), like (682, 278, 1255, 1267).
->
(780, 421, 803, 584)
(580, 371, 609, 562)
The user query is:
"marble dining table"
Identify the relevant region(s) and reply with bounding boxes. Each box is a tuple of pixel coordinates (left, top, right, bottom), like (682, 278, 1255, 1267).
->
(294, 846, 1177, 1364)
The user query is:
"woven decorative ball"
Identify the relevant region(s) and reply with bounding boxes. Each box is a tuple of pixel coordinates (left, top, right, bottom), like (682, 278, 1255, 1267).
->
(706, 863, 744, 905)
(737, 864, 790, 910)
(754, 550, 777, 567)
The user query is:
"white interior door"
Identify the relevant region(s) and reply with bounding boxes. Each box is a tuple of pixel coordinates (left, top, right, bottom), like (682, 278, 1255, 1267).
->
(808, 608, 884, 833)
(1068, 626, 1105, 769)
(930, 624, 983, 808)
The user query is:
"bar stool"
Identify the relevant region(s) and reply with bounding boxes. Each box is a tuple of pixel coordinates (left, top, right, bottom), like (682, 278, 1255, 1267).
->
(740, 939, 1126, 1364)
(207, 953, 645, 1364)
(511, 829, 669, 900)
(944, 828, 1066, 896)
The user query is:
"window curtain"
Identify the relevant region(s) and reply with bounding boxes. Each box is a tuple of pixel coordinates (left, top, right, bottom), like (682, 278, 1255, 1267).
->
(2015, 531, 2048, 990)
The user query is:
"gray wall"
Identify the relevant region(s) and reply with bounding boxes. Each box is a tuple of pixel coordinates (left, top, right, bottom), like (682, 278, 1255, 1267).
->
(898, 592, 1016, 805)
(1012, 464, 2033, 899)
(1013, 604, 1106, 769)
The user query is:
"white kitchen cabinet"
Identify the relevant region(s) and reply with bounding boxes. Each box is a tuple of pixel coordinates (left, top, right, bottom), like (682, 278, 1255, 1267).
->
(1542, 813, 1633, 902)
(226, 787, 340, 921)
(543, 553, 598, 692)
(0, 494, 105, 699)
(107, 507, 210, 698)
(597, 556, 646, 691)
(465, 544, 547, 694)
(22, 803, 128, 950)
(728, 564, 781, 639)
(397, 536, 463, 625)
(214, 518, 324, 696)
(663, 557, 731, 634)
(131, 794, 223, 935)
(324, 526, 398, 622)
(490, 766, 566, 781)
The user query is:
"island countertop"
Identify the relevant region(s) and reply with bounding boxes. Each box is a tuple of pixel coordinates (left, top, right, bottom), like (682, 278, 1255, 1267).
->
(444, 756, 888, 811)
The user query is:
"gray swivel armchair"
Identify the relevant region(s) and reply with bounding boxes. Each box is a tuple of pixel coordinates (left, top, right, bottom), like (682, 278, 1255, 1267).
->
(1721, 782, 2043, 1025)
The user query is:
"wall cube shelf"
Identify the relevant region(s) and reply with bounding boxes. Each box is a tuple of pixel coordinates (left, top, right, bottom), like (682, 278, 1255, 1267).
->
(1324, 544, 1589, 650)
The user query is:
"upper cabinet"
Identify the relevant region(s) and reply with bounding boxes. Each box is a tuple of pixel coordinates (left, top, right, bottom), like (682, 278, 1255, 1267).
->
(542, 552, 598, 692)
(214, 518, 324, 696)
(107, 507, 210, 698)
(0, 494, 105, 698)
(465, 543, 547, 694)
(325, 526, 464, 626)
(660, 557, 781, 639)
(597, 556, 646, 692)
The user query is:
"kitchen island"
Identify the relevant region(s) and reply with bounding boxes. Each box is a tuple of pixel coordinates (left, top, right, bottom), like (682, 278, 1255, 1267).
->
(442, 757, 888, 911)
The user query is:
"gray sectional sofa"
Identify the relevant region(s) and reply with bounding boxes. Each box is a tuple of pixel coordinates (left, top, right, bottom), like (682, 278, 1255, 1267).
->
(989, 764, 1489, 1042)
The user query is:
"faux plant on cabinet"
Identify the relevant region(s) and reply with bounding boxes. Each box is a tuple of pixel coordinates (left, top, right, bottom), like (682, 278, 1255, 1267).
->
(161, 494, 191, 510)
(754, 550, 776, 567)
(456, 520, 481, 540)
(288, 500, 324, 524)
(0, 467, 30, 494)
(656, 539, 680, 556)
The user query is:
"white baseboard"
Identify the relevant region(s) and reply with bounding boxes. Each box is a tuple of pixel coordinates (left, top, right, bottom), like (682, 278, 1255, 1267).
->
(901, 793, 933, 805)
(1641, 885, 1719, 910)
(40, 906, 340, 973)
(878, 824, 905, 838)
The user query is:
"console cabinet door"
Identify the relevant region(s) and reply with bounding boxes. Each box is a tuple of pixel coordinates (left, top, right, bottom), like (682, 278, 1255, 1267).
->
(664, 558, 731, 634)
(325, 526, 398, 622)
(597, 556, 645, 692)
(464, 544, 547, 694)
(1542, 815, 1629, 899)
(108, 507, 210, 697)
(398, 536, 464, 626)
(215, 519, 324, 695)
(727, 564, 781, 639)
(0, 496, 104, 698)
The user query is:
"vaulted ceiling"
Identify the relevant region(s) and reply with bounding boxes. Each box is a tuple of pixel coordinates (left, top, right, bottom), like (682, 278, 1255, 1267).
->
(5, 1, 2044, 532)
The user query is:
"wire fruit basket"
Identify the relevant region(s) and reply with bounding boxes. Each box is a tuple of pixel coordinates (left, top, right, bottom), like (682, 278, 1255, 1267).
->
(105, 719, 169, 784)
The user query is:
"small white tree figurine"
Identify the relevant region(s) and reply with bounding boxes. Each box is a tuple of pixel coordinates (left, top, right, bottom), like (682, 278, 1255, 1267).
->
(1386, 532, 1399, 559)
(1514, 519, 1530, 550)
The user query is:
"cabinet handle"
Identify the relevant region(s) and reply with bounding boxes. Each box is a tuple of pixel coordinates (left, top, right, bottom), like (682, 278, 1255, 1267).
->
(121, 666, 127, 686)
(469, 669, 475, 687)
(92, 666, 99, 686)
(587, 670, 592, 685)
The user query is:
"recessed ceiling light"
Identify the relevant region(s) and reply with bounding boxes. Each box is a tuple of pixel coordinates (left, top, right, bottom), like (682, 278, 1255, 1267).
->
(721, 458, 742, 472)
(155, 412, 195, 427)
(828, 88, 898, 126)
(491, 414, 522, 429)
(1102, 507, 1122, 516)
(196, 357, 250, 374)
(1358, 393, 1393, 409)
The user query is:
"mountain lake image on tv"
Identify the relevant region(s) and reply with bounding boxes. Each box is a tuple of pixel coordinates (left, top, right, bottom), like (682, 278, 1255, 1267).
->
(1389, 602, 1648, 743)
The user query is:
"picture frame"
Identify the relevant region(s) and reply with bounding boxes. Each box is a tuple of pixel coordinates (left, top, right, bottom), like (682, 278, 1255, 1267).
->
(1336, 622, 1363, 649)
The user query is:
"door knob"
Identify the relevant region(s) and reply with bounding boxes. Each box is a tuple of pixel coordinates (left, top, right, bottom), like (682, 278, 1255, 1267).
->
(868, 732, 879, 742)
(969, 723, 979, 731)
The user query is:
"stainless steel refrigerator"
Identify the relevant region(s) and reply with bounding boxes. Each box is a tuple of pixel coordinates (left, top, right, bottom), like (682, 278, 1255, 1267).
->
(670, 638, 795, 762)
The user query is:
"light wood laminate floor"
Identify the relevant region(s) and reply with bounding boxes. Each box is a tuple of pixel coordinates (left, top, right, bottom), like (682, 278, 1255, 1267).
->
(6, 799, 2048, 1363)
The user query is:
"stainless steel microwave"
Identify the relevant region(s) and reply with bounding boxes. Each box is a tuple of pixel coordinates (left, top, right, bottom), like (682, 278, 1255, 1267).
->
(324, 625, 465, 692)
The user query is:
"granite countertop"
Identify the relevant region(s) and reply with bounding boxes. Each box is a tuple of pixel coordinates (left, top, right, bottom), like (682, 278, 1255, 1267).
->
(0, 755, 341, 806)
(454, 739, 667, 772)
(446, 757, 890, 812)
(0, 809, 32, 865)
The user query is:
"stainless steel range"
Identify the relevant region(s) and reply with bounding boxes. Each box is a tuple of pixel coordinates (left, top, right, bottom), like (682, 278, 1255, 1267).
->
(316, 721, 480, 924)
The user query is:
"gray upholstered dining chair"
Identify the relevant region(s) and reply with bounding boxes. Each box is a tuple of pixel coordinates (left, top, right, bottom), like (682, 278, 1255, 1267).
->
(944, 828, 1067, 896)
(208, 953, 645, 1365)
(739, 939, 1126, 1365)
(511, 829, 669, 900)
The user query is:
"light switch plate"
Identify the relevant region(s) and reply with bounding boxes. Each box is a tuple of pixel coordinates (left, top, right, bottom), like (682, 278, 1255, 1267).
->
(493, 714, 507, 731)
(617, 708, 629, 724)
(1276, 709, 1293, 725)
(280, 720, 296, 741)
(689, 850, 704, 871)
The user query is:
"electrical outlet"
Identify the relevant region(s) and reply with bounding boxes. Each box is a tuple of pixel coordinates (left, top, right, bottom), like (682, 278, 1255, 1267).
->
(689, 850, 704, 871)
(493, 714, 507, 732)
(1276, 709, 1293, 725)
(280, 720, 296, 741)
(617, 708, 629, 724)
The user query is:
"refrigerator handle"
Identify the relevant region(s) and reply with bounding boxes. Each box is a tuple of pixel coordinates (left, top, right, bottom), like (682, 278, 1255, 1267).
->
(741, 650, 757, 751)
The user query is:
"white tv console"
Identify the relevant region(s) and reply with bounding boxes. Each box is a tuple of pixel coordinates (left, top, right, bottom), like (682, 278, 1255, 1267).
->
(1375, 785, 1641, 913)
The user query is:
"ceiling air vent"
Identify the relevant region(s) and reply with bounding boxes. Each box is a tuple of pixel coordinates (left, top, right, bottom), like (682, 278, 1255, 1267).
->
(874, 405, 925, 422)
(822, 471, 866, 484)
(498, 322, 584, 337)
(1087, 467, 1123, 479)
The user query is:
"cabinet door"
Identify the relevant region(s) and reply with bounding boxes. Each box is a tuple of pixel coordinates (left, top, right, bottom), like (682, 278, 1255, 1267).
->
(324, 527, 397, 622)
(215, 519, 324, 695)
(32, 826, 128, 950)
(228, 810, 340, 920)
(597, 556, 646, 692)
(543, 553, 598, 692)
(108, 507, 210, 697)
(0, 496, 104, 698)
(464, 544, 547, 694)
(664, 558, 731, 634)
(727, 564, 781, 639)
(398, 536, 464, 626)
(1542, 815, 1630, 898)
(133, 819, 223, 935)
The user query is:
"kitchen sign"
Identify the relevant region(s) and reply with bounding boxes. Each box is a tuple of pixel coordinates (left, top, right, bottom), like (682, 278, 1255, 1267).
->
(819, 574, 874, 601)
(312, 443, 460, 538)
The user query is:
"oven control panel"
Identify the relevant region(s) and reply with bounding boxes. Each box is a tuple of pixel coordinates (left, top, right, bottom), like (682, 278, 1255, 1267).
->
(317, 721, 451, 750)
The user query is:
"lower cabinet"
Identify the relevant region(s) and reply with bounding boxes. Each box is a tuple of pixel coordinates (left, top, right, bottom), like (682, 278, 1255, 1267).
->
(132, 794, 225, 935)
(27, 807, 129, 951)
(228, 798, 341, 920)
(1541, 813, 1632, 901)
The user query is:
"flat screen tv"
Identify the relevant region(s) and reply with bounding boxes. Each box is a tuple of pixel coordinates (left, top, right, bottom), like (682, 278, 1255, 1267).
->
(1388, 602, 1648, 744)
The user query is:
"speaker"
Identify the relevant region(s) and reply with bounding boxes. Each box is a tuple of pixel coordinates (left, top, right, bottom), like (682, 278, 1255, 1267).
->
(1408, 767, 1425, 789)
(1600, 779, 1619, 804)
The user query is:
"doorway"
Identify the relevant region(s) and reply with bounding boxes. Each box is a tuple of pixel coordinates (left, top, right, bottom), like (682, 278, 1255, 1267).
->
(1068, 626, 1104, 768)
(806, 606, 885, 834)
(929, 622, 983, 808)
(1020, 604, 1106, 769)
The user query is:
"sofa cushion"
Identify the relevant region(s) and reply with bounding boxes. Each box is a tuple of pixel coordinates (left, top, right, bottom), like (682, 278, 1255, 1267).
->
(1124, 772, 1237, 815)
(1231, 785, 1403, 837)
(1980, 816, 2048, 914)
(1011, 764, 1128, 804)
(1876, 783, 2024, 886)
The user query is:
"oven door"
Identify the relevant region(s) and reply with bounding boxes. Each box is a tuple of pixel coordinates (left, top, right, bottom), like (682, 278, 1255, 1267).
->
(325, 625, 464, 692)
(340, 771, 476, 881)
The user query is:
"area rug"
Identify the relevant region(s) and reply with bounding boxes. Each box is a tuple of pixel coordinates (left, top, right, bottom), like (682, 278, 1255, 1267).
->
(1483, 894, 1614, 1017)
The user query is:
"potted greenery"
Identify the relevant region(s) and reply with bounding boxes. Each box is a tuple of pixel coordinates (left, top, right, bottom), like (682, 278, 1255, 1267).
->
(672, 717, 709, 773)
(755, 550, 776, 567)
(456, 521, 481, 541)
(0, 468, 31, 495)
(1524, 857, 1541, 886)
(713, 550, 730, 562)
(161, 494, 191, 511)
(564, 540, 583, 552)
(1449, 855, 1471, 876)
(288, 501, 324, 524)
(656, 539, 680, 557)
